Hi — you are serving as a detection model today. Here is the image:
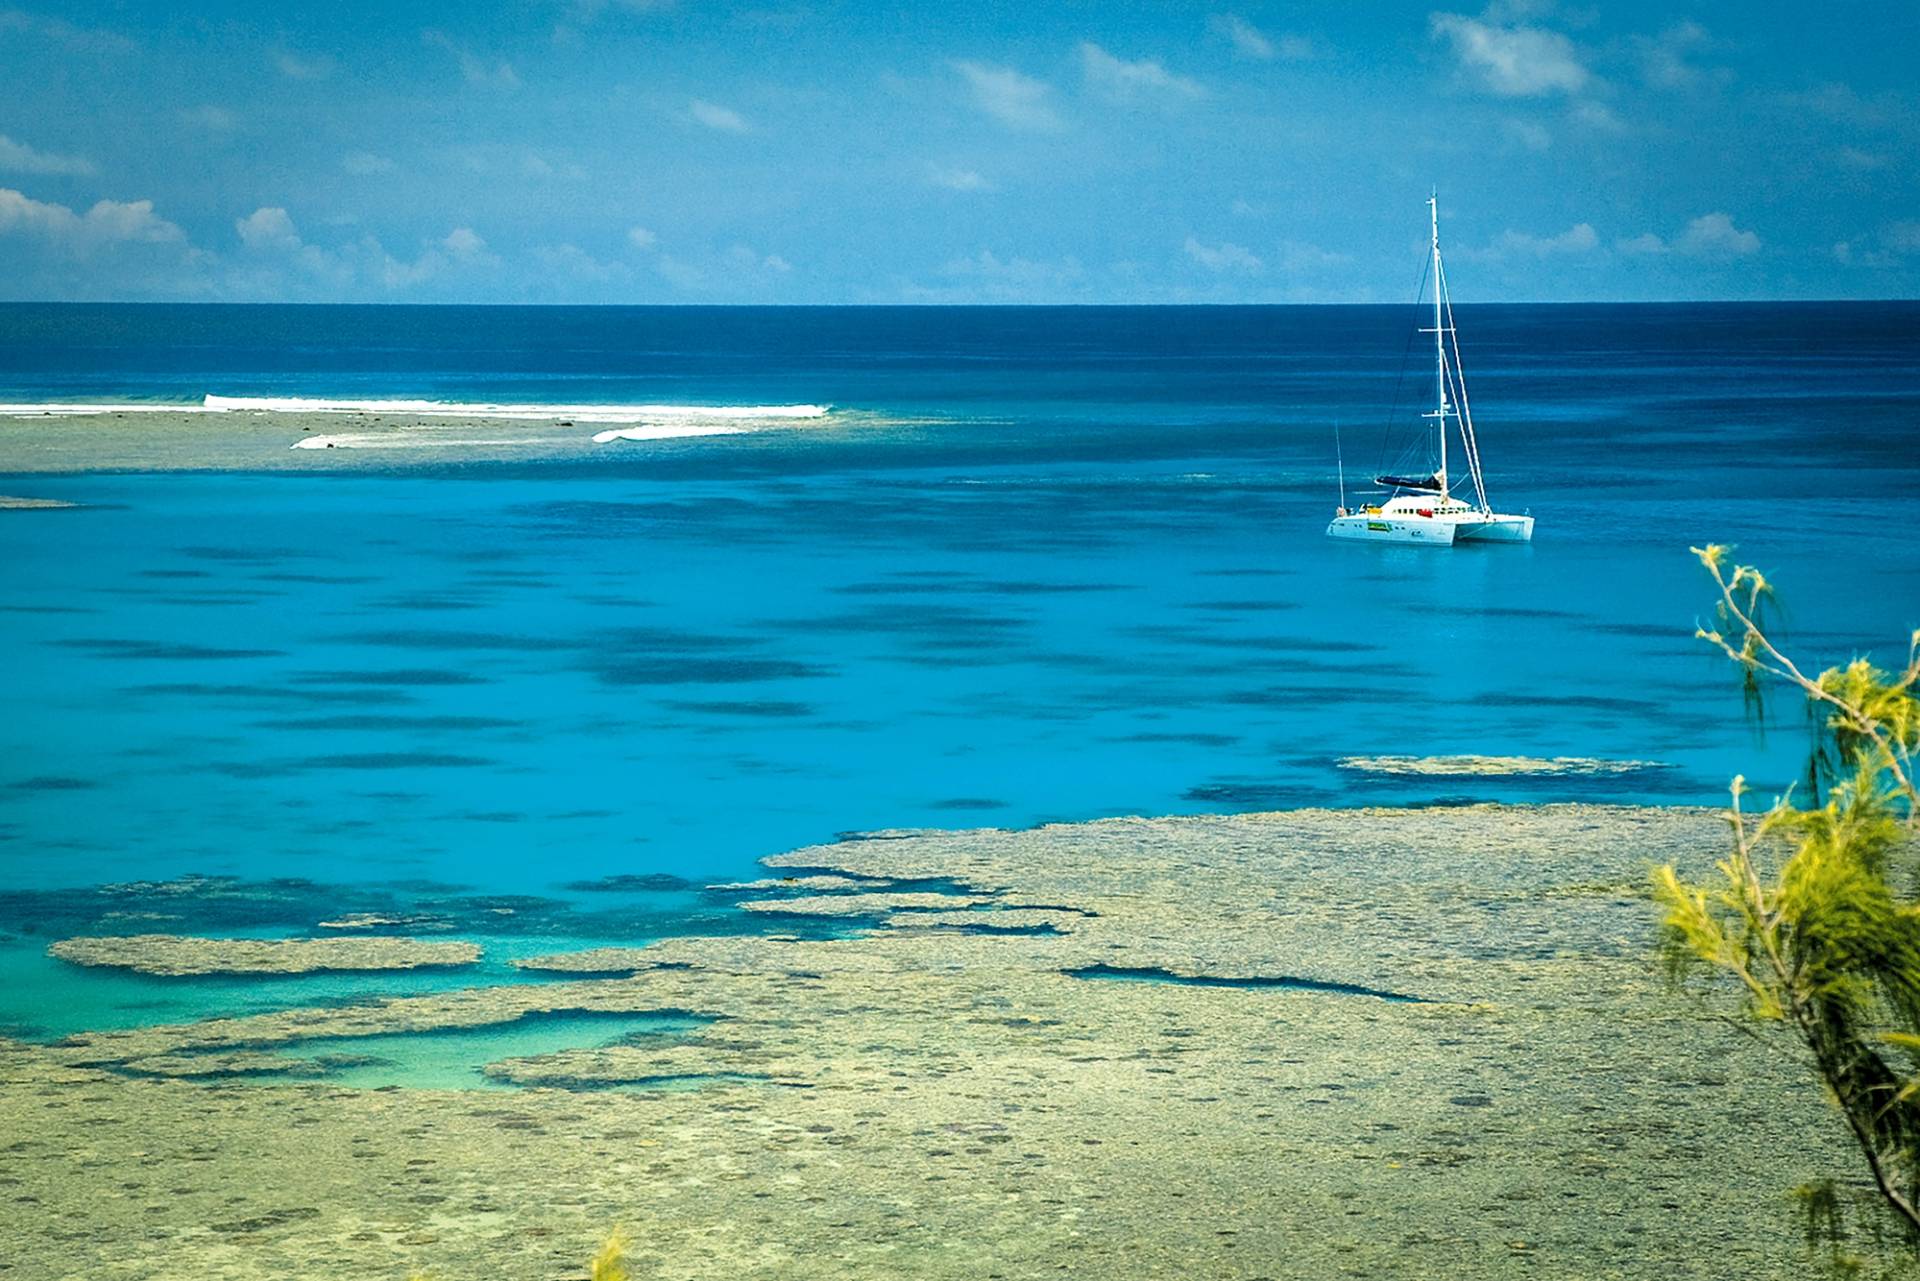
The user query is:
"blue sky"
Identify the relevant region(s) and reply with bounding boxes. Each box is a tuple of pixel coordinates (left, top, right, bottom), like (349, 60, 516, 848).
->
(0, 1, 1914, 302)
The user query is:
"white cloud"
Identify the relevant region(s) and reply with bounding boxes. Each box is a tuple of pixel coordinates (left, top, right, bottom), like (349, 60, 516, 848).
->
(1886, 222, 1920, 254)
(1620, 213, 1761, 260)
(952, 60, 1063, 132)
(230, 207, 354, 287)
(235, 206, 302, 252)
(689, 99, 750, 133)
(1080, 42, 1204, 101)
(1429, 12, 1590, 97)
(441, 227, 490, 262)
(1211, 13, 1272, 59)
(1488, 222, 1599, 257)
(0, 187, 184, 253)
(0, 134, 96, 176)
(341, 151, 396, 175)
(274, 49, 336, 80)
(1208, 14, 1313, 61)
(1276, 240, 1351, 271)
(647, 241, 795, 295)
(1568, 100, 1626, 132)
(1503, 119, 1551, 151)
(626, 225, 658, 250)
(1635, 21, 1728, 91)
(533, 242, 633, 284)
(0, 8, 136, 55)
(374, 228, 497, 288)
(928, 164, 991, 192)
(1832, 224, 1920, 271)
(1676, 212, 1759, 258)
(1780, 82, 1903, 129)
(1184, 236, 1262, 273)
(424, 30, 519, 89)
(70, 199, 181, 245)
(228, 206, 497, 293)
(179, 104, 238, 133)
(908, 248, 1087, 302)
(726, 243, 790, 272)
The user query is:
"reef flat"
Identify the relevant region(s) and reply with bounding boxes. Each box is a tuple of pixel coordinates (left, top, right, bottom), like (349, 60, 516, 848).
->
(0, 404, 861, 473)
(0, 804, 1859, 1279)
(47, 934, 483, 977)
(0, 408, 609, 473)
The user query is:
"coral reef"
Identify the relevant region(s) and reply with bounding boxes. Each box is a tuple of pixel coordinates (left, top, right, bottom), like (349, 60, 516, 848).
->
(0, 805, 1865, 1279)
(47, 934, 482, 976)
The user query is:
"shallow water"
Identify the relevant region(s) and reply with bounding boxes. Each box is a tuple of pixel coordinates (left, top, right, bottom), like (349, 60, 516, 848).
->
(265, 1009, 711, 1091)
(3, 302, 1917, 1051)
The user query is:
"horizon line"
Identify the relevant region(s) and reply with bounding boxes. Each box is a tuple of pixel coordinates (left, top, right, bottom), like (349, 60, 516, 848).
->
(2, 297, 1917, 309)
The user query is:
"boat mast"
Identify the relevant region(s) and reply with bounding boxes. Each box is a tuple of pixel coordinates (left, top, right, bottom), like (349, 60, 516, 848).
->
(1426, 193, 1449, 498)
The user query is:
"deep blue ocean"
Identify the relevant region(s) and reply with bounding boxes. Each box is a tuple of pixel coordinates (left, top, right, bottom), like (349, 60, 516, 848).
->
(2, 302, 1917, 1053)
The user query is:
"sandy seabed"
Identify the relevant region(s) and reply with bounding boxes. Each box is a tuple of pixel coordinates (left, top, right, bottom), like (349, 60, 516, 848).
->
(0, 803, 1869, 1280)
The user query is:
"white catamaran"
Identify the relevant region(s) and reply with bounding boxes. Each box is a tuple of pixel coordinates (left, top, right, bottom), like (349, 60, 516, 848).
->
(1327, 196, 1533, 546)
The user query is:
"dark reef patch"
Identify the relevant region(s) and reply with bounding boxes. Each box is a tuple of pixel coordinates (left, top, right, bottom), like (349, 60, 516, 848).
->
(293, 668, 491, 687)
(125, 681, 415, 708)
(560, 874, 698, 894)
(1067, 964, 1424, 1003)
(1184, 599, 1303, 613)
(53, 637, 286, 662)
(1182, 781, 1339, 809)
(210, 752, 496, 778)
(179, 545, 305, 564)
(334, 628, 575, 653)
(253, 571, 378, 585)
(6, 775, 96, 792)
(663, 699, 817, 719)
(247, 714, 520, 733)
(588, 656, 829, 686)
(1477, 691, 1663, 715)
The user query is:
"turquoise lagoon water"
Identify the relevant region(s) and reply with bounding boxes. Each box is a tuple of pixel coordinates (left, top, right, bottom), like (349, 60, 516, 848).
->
(265, 1010, 715, 1092)
(2, 302, 1917, 1074)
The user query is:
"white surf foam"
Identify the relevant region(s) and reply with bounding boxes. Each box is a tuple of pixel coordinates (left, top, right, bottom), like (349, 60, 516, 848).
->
(0, 403, 216, 417)
(591, 423, 754, 444)
(290, 434, 549, 450)
(204, 394, 831, 425)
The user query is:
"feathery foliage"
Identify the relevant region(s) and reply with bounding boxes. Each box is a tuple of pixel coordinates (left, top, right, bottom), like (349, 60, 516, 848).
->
(1657, 546, 1920, 1247)
(587, 1227, 633, 1281)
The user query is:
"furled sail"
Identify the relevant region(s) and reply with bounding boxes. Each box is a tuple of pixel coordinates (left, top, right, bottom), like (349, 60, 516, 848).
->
(1374, 473, 1444, 492)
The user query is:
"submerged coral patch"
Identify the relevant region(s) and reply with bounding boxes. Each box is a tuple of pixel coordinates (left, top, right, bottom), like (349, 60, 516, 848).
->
(559, 874, 698, 894)
(738, 892, 992, 917)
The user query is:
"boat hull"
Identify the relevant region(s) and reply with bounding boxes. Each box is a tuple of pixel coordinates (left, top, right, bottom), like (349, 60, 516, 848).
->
(1325, 510, 1532, 546)
(1326, 514, 1458, 545)
(1455, 514, 1534, 543)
